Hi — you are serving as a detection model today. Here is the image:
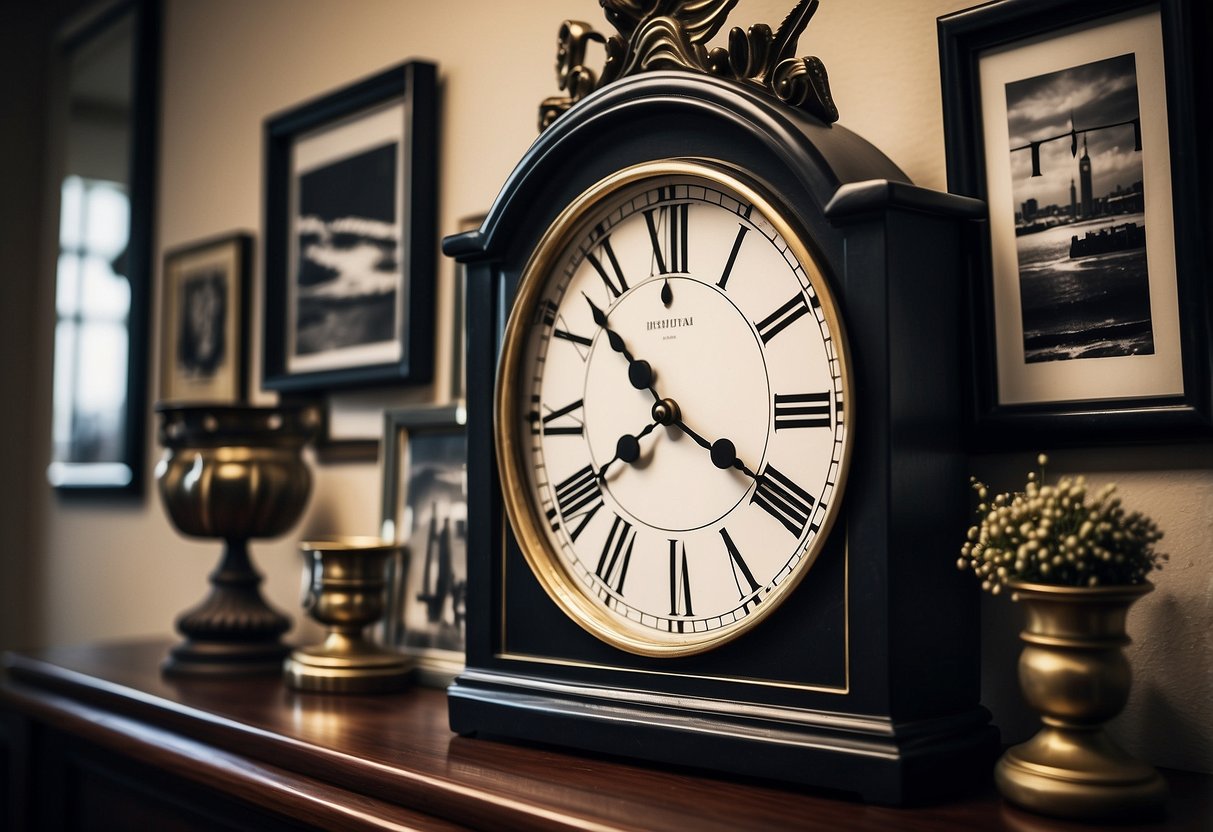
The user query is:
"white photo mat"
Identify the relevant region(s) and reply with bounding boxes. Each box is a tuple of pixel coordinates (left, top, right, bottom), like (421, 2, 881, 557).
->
(979, 8, 1180, 406)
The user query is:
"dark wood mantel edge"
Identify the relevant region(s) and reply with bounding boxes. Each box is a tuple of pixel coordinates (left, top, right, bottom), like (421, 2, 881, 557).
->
(1, 644, 635, 832)
(4, 642, 1210, 832)
(0, 679, 470, 832)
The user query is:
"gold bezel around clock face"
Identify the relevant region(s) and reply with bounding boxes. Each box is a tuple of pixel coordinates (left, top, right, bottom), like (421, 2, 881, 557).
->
(496, 159, 852, 657)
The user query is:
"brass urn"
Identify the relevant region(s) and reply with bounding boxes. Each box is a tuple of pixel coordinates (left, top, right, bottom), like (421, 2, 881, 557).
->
(284, 538, 410, 693)
(156, 403, 316, 676)
(996, 581, 1166, 820)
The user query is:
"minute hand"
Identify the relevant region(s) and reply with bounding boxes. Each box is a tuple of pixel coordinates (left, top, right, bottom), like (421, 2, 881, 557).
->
(583, 293, 659, 399)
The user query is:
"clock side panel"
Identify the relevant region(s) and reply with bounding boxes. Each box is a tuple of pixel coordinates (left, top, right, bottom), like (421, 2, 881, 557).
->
(461, 258, 506, 673)
(874, 208, 981, 719)
(834, 205, 980, 722)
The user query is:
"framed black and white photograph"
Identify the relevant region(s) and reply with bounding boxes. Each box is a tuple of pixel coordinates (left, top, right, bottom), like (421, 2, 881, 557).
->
(379, 404, 467, 684)
(263, 61, 437, 394)
(939, 0, 1210, 445)
(159, 233, 251, 404)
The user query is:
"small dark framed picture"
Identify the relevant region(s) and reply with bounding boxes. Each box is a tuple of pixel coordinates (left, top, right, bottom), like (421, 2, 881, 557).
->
(379, 404, 467, 685)
(160, 233, 252, 404)
(263, 61, 437, 394)
(939, 0, 1209, 445)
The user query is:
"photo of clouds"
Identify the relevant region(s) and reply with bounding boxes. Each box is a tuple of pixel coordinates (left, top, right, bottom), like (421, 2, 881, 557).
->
(293, 141, 400, 358)
(1005, 53, 1153, 364)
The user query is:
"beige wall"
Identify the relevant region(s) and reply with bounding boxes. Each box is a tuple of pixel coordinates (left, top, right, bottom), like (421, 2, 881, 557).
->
(14, 0, 1210, 774)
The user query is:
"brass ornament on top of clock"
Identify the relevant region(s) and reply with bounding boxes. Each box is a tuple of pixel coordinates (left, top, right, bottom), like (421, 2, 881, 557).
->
(540, 0, 837, 130)
(497, 159, 851, 656)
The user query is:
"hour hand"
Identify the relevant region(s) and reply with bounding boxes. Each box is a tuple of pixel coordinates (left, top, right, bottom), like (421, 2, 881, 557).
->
(596, 420, 659, 481)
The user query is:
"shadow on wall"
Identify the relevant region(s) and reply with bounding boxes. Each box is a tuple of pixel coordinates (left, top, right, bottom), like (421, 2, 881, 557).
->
(1116, 588, 1213, 773)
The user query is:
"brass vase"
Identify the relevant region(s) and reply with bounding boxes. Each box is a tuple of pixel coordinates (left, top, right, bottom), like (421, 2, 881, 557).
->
(284, 538, 411, 693)
(156, 403, 316, 676)
(995, 581, 1166, 820)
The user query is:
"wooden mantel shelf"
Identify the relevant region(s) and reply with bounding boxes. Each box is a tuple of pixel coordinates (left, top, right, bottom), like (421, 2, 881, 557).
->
(0, 640, 1207, 831)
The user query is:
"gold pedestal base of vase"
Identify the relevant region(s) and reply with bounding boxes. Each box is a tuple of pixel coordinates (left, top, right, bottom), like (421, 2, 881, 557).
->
(996, 726, 1167, 820)
(156, 404, 317, 677)
(284, 634, 411, 693)
(286, 538, 410, 693)
(998, 581, 1167, 821)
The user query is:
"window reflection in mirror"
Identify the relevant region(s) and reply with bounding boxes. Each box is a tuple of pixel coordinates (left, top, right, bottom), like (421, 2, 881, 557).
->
(48, 1, 155, 494)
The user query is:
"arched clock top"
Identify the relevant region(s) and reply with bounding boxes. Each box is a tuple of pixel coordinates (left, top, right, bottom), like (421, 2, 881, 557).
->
(443, 70, 908, 267)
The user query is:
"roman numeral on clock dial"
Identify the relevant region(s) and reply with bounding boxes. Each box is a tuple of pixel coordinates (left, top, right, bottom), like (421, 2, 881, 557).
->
(717, 224, 749, 289)
(751, 464, 816, 537)
(668, 539, 694, 618)
(596, 515, 635, 594)
(720, 527, 761, 599)
(535, 298, 557, 326)
(553, 327, 592, 350)
(643, 200, 689, 275)
(585, 235, 628, 299)
(773, 392, 832, 430)
(534, 398, 585, 436)
(755, 293, 811, 344)
(552, 464, 603, 541)
(538, 298, 592, 359)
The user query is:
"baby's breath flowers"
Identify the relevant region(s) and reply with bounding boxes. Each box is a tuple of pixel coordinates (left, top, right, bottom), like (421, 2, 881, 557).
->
(958, 454, 1166, 595)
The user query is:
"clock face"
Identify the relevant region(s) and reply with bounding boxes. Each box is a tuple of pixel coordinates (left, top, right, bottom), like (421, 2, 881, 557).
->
(497, 160, 851, 656)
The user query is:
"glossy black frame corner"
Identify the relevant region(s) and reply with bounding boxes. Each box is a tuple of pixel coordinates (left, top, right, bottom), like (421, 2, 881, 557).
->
(939, 0, 1212, 447)
(262, 61, 438, 394)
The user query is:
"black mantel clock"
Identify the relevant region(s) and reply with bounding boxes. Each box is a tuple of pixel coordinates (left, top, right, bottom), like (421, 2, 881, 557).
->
(443, 0, 995, 804)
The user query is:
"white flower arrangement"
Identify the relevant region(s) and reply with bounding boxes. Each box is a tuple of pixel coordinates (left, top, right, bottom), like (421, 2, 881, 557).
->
(958, 454, 1167, 595)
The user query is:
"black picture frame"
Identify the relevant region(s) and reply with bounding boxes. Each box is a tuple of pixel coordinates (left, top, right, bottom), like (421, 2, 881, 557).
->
(160, 232, 252, 405)
(263, 61, 437, 394)
(939, 0, 1211, 447)
(378, 403, 467, 686)
(47, 0, 159, 497)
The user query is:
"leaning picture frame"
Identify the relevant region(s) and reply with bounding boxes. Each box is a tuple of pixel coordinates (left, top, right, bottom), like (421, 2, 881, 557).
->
(262, 61, 437, 394)
(379, 403, 467, 685)
(939, 0, 1210, 446)
(159, 232, 252, 404)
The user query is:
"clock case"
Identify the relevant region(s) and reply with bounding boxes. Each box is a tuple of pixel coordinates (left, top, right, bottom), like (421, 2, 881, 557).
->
(443, 70, 994, 805)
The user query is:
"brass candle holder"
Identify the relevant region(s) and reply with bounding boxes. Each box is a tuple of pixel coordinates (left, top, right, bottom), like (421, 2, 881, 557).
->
(285, 538, 411, 693)
(156, 403, 316, 676)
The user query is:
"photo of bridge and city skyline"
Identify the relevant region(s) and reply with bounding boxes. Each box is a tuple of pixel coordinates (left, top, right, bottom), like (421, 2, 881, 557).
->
(1005, 52, 1153, 364)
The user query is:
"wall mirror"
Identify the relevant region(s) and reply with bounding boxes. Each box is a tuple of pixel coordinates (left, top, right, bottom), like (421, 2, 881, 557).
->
(47, 0, 158, 495)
